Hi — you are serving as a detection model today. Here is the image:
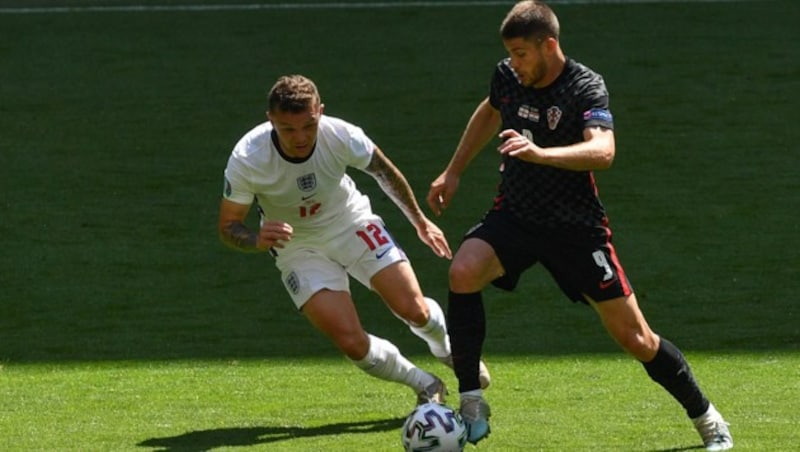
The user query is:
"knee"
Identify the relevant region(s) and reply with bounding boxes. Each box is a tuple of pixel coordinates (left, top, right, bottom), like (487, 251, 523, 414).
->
(616, 330, 660, 361)
(392, 297, 429, 327)
(448, 258, 480, 293)
(335, 332, 371, 360)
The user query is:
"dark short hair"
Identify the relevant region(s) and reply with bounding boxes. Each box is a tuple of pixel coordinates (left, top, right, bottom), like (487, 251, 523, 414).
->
(268, 75, 320, 113)
(500, 1, 560, 42)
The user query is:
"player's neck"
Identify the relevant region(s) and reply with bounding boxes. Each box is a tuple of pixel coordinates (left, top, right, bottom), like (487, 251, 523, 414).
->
(534, 54, 566, 89)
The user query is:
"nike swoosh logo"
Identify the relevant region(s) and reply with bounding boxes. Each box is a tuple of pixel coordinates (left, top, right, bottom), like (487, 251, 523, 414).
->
(301, 193, 316, 200)
(599, 278, 617, 289)
(376, 248, 392, 259)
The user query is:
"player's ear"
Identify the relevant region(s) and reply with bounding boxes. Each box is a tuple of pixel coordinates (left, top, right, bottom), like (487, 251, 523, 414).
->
(318, 103, 325, 115)
(542, 36, 558, 54)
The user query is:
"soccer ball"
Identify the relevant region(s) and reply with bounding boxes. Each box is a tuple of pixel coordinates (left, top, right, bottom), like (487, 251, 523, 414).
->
(401, 402, 467, 452)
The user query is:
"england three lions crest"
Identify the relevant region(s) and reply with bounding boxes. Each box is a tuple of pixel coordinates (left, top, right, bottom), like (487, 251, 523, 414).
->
(296, 173, 317, 192)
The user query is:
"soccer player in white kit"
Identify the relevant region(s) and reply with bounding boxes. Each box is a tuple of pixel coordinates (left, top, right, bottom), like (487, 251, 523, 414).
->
(218, 74, 489, 405)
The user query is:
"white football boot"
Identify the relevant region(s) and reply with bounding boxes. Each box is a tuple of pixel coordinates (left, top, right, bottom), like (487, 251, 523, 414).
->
(692, 403, 733, 451)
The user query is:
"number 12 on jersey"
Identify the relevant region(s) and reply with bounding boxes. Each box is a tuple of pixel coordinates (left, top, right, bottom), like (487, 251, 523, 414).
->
(299, 203, 322, 217)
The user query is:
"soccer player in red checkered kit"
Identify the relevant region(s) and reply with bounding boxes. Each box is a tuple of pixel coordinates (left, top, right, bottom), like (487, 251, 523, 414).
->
(426, 1, 733, 450)
(218, 75, 490, 407)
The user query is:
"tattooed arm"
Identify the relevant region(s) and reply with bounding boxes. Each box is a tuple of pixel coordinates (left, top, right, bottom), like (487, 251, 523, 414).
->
(218, 198, 293, 252)
(365, 147, 426, 227)
(364, 147, 452, 259)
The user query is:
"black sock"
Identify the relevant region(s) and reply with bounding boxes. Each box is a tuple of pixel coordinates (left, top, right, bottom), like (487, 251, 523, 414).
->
(447, 291, 485, 393)
(642, 338, 710, 418)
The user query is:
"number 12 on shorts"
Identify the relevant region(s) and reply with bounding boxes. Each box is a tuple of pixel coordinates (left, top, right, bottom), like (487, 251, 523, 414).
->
(356, 222, 390, 250)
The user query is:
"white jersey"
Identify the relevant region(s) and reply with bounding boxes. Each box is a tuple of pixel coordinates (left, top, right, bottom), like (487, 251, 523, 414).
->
(223, 115, 376, 238)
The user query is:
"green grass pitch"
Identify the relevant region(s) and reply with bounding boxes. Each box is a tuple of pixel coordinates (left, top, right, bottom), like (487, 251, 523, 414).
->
(1, 0, 798, 450)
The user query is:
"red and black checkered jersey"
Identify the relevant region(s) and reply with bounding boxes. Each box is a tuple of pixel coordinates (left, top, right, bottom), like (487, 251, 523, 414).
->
(488, 58, 614, 229)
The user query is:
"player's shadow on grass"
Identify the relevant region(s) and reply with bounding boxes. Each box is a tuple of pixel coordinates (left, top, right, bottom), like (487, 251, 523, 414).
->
(648, 446, 705, 452)
(137, 417, 405, 451)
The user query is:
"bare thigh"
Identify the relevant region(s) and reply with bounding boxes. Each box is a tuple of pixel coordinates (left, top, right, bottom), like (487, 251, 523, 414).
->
(588, 293, 660, 361)
(370, 261, 428, 326)
(302, 289, 369, 360)
(449, 238, 505, 293)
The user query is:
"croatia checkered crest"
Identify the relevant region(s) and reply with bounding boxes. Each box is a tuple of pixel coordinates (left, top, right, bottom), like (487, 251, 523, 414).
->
(401, 402, 467, 452)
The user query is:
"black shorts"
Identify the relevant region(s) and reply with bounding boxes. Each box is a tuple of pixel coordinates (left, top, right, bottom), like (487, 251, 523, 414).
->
(463, 211, 633, 303)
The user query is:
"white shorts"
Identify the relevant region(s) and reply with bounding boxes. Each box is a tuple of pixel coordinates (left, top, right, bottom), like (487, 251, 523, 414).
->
(274, 215, 409, 309)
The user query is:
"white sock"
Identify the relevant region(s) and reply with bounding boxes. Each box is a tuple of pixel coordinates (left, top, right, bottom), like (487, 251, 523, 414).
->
(693, 403, 721, 423)
(461, 389, 483, 399)
(351, 334, 433, 393)
(408, 297, 451, 359)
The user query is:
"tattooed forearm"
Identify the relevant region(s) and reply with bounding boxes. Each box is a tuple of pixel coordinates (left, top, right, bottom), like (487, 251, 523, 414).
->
(365, 150, 424, 225)
(220, 221, 260, 252)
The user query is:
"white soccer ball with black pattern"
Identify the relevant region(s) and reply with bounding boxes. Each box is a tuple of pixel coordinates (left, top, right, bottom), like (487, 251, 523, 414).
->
(401, 402, 467, 452)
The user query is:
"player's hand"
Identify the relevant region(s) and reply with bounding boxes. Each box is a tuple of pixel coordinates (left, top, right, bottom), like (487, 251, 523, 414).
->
(257, 221, 293, 250)
(416, 217, 452, 260)
(427, 171, 459, 217)
(498, 129, 544, 163)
